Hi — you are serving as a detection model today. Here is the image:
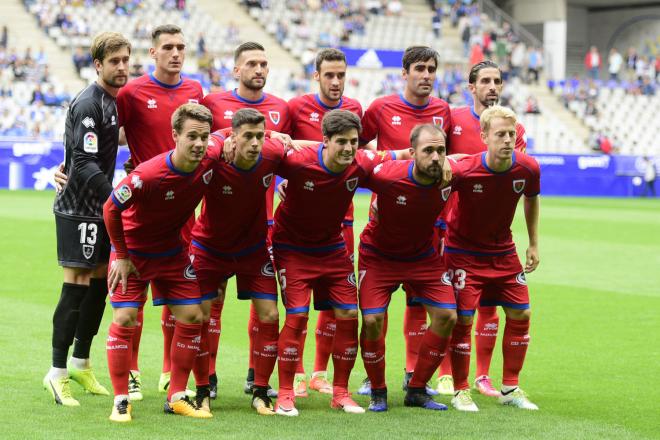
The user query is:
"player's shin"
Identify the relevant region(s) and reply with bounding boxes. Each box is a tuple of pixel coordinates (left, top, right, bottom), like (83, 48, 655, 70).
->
(51, 283, 87, 370)
(107, 322, 136, 400)
(409, 329, 451, 389)
(208, 300, 223, 377)
(331, 315, 359, 392)
(130, 307, 143, 372)
(192, 320, 210, 388)
(403, 303, 427, 373)
(253, 318, 279, 388)
(449, 319, 474, 391)
(475, 305, 499, 377)
(168, 320, 202, 401)
(248, 304, 259, 371)
(277, 314, 308, 395)
(72, 278, 107, 364)
(313, 310, 336, 373)
(502, 317, 530, 387)
(161, 306, 175, 373)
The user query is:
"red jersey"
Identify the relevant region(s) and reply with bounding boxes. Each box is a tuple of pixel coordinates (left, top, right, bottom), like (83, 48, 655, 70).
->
(447, 106, 527, 154)
(116, 74, 203, 165)
(191, 138, 286, 255)
(445, 153, 540, 254)
(360, 160, 452, 259)
(273, 146, 394, 251)
(360, 93, 451, 150)
(288, 93, 363, 141)
(108, 148, 220, 256)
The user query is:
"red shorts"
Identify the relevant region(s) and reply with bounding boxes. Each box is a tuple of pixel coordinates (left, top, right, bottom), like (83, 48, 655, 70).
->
(444, 250, 529, 317)
(109, 249, 200, 308)
(272, 246, 357, 314)
(358, 246, 455, 315)
(190, 241, 277, 302)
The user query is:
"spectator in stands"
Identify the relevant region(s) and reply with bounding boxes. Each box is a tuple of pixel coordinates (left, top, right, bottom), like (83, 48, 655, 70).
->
(387, 0, 403, 16)
(642, 156, 657, 197)
(72, 47, 92, 76)
(276, 20, 288, 44)
(0, 25, 7, 49)
(432, 10, 442, 39)
(510, 42, 525, 79)
(525, 95, 540, 114)
(584, 45, 601, 80)
(598, 133, 613, 155)
(197, 33, 206, 56)
(641, 76, 655, 96)
(608, 48, 623, 81)
(527, 47, 542, 85)
(469, 42, 484, 67)
(635, 55, 649, 82)
(625, 47, 638, 81)
(460, 19, 471, 57)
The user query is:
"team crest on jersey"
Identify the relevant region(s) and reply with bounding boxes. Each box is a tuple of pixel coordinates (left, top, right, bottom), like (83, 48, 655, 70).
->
(81, 116, 95, 128)
(114, 184, 132, 204)
(262, 173, 274, 188)
(432, 116, 444, 128)
(268, 111, 281, 125)
(82, 244, 94, 260)
(83, 132, 98, 153)
(347, 273, 357, 287)
(513, 179, 526, 193)
(441, 186, 451, 201)
(184, 264, 197, 280)
(345, 177, 359, 192)
(203, 169, 213, 185)
(261, 262, 275, 277)
(441, 271, 452, 286)
(516, 272, 527, 285)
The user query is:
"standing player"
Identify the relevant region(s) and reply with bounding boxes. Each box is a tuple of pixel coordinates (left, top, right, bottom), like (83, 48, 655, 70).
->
(45, 32, 130, 407)
(359, 124, 455, 412)
(445, 106, 540, 412)
(358, 45, 451, 394)
(116, 23, 204, 401)
(201, 41, 291, 395)
(286, 48, 363, 395)
(103, 103, 216, 422)
(435, 60, 527, 396)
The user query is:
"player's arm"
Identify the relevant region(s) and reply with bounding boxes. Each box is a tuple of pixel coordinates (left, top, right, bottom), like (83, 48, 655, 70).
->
(523, 195, 540, 273)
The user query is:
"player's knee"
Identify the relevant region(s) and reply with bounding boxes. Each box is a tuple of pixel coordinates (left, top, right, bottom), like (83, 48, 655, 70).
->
(259, 307, 279, 323)
(457, 314, 474, 325)
(112, 308, 138, 327)
(91, 264, 108, 278)
(335, 308, 358, 319)
(63, 267, 93, 285)
(506, 308, 531, 321)
(362, 313, 383, 329)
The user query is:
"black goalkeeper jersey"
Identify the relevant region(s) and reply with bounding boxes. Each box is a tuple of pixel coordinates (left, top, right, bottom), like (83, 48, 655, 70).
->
(54, 82, 120, 219)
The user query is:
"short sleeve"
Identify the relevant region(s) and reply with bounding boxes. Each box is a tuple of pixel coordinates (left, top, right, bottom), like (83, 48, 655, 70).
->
(110, 168, 146, 210)
(360, 101, 379, 144)
(523, 159, 541, 197)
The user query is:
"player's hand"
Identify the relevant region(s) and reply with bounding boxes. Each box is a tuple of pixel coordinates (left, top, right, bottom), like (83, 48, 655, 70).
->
(222, 137, 237, 163)
(271, 131, 293, 150)
(440, 159, 452, 187)
(525, 245, 539, 273)
(53, 162, 68, 192)
(108, 258, 140, 294)
(123, 156, 135, 174)
(277, 179, 288, 201)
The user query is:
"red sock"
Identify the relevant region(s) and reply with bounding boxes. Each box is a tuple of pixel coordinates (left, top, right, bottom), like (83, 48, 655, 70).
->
(130, 307, 143, 371)
(502, 318, 530, 386)
(277, 315, 308, 394)
(208, 301, 223, 376)
(404, 305, 427, 373)
(360, 335, 386, 390)
(295, 326, 307, 375)
(192, 321, 210, 387)
(161, 306, 175, 373)
(475, 306, 499, 377)
(409, 330, 450, 388)
(437, 350, 453, 377)
(168, 322, 201, 400)
(248, 305, 258, 370)
(331, 317, 359, 390)
(253, 319, 279, 387)
(449, 322, 473, 391)
(313, 310, 336, 372)
(107, 323, 135, 397)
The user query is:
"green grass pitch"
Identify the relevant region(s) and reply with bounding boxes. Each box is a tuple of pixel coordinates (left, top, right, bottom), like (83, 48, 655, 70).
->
(1, 190, 658, 439)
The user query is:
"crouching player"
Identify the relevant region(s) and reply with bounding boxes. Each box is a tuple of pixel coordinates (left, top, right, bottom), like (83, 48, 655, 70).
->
(446, 106, 540, 412)
(359, 124, 455, 412)
(102, 103, 217, 421)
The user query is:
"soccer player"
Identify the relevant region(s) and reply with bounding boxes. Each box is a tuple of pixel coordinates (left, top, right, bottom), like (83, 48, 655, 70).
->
(116, 23, 204, 401)
(445, 105, 540, 412)
(46, 32, 130, 407)
(358, 45, 451, 394)
(103, 103, 216, 422)
(435, 60, 528, 396)
(359, 124, 455, 412)
(286, 48, 363, 395)
(272, 110, 410, 417)
(201, 41, 291, 396)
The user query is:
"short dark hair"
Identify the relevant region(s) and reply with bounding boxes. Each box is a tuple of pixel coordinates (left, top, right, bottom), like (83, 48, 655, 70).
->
(402, 46, 438, 72)
(234, 41, 265, 62)
(231, 108, 266, 130)
(90, 32, 131, 63)
(468, 60, 502, 84)
(315, 48, 346, 72)
(171, 103, 213, 134)
(410, 124, 446, 148)
(322, 109, 362, 138)
(151, 24, 182, 46)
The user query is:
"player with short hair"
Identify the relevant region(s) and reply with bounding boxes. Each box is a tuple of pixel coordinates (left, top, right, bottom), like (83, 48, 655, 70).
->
(359, 124, 455, 412)
(103, 103, 216, 422)
(46, 31, 131, 407)
(201, 41, 291, 396)
(286, 48, 363, 395)
(358, 45, 451, 395)
(445, 105, 540, 412)
(435, 60, 528, 397)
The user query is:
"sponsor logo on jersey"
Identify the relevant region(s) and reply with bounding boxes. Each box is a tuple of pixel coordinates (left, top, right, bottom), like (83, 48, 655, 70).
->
(344, 347, 358, 356)
(184, 264, 197, 280)
(262, 173, 274, 188)
(513, 179, 526, 193)
(261, 262, 275, 277)
(82, 116, 95, 128)
(114, 184, 132, 204)
(283, 347, 298, 356)
(347, 272, 357, 286)
(224, 110, 233, 119)
(516, 272, 527, 285)
(268, 111, 281, 125)
(396, 195, 407, 205)
(165, 190, 175, 200)
(83, 132, 98, 153)
(345, 177, 359, 192)
(441, 186, 451, 201)
(263, 344, 277, 352)
(222, 185, 232, 195)
(363, 351, 377, 359)
(131, 175, 142, 189)
(452, 125, 462, 136)
(203, 169, 213, 184)
(304, 181, 315, 191)
(484, 323, 498, 330)
(432, 116, 444, 128)
(82, 244, 94, 260)
(188, 99, 199, 104)
(147, 98, 157, 109)
(391, 115, 402, 126)
(473, 183, 483, 193)
(309, 112, 320, 122)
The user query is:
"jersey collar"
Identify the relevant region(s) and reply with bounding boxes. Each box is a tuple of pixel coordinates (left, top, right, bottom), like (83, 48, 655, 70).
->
(166, 151, 194, 176)
(231, 154, 263, 173)
(408, 161, 435, 187)
(232, 89, 266, 104)
(317, 143, 343, 175)
(315, 93, 343, 110)
(469, 106, 480, 120)
(481, 152, 516, 174)
(149, 73, 183, 89)
(398, 93, 430, 110)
